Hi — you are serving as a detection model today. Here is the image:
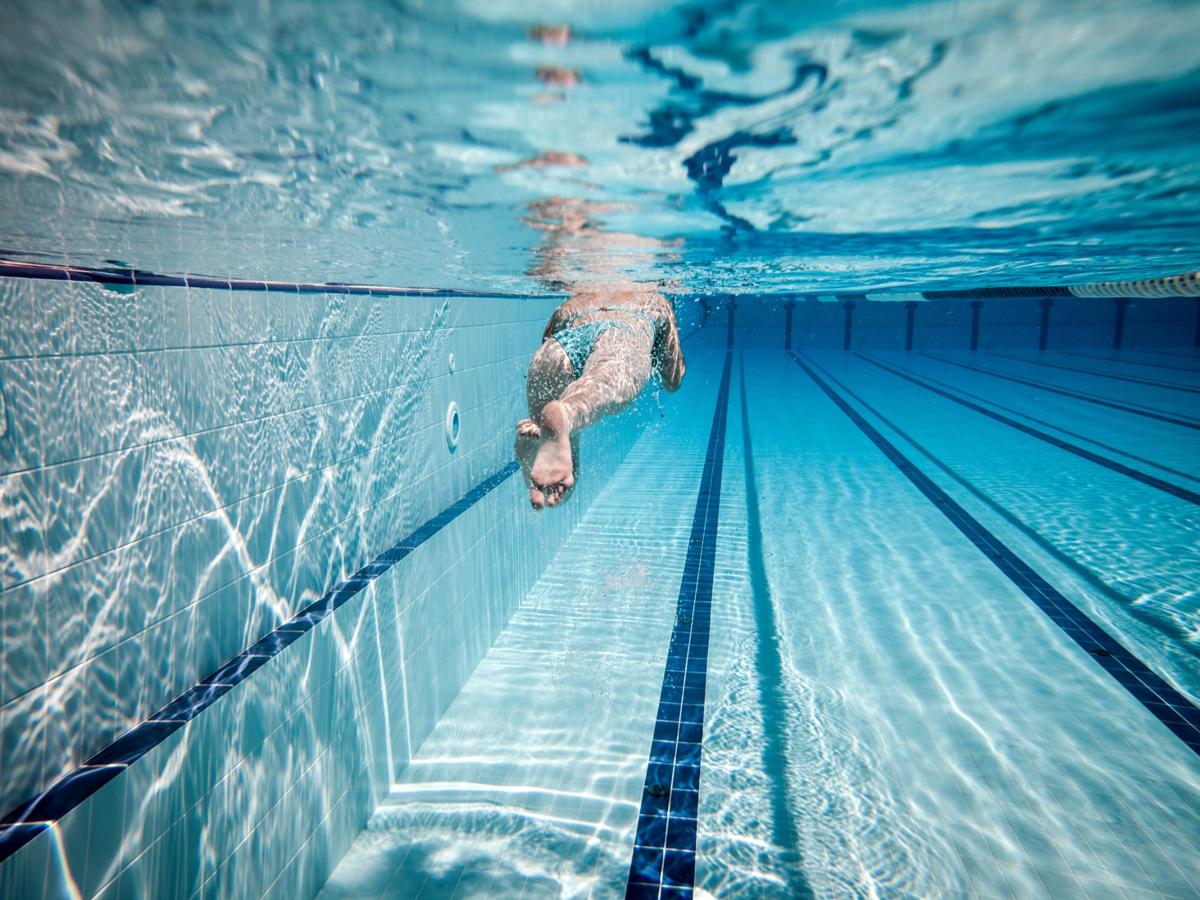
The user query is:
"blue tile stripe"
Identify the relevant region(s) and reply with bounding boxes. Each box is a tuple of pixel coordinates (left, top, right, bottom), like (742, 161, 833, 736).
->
(986, 350, 1200, 395)
(857, 353, 1200, 506)
(791, 352, 1200, 759)
(921, 353, 1200, 428)
(626, 347, 734, 898)
(0, 258, 564, 300)
(0, 461, 519, 863)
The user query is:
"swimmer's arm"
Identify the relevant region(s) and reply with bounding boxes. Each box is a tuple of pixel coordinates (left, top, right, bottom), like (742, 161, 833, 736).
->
(653, 306, 686, 392)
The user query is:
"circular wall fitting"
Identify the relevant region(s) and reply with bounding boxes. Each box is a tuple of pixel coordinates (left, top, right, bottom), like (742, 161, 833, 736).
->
(445, 401, 461, 451)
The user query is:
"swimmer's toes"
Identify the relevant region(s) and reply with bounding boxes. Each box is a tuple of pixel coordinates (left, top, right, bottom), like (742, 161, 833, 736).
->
(530, 485, 546, 509)
(516, 418, 541, 439)
(552, 478, 575, 505)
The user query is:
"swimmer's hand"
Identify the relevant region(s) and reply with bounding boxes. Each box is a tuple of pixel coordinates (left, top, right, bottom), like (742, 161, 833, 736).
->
(653, 313, 686, 392)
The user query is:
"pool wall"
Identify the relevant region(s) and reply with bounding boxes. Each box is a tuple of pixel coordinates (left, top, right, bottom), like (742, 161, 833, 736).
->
(684, 295, 1199, 351)
(0, 276, 645, 897)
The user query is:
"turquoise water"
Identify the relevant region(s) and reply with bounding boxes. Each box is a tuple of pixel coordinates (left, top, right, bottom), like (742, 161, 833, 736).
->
(0, 1, 1198, 899)
(1, 0, 1199, 291)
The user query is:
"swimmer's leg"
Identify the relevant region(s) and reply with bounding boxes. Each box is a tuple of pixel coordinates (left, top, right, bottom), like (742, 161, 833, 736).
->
(522, 337, 576, 430)
(532, 327, 651, 506)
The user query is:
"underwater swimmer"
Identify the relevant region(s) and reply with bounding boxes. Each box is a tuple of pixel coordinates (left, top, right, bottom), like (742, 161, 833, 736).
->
(515, 287, 685, 509)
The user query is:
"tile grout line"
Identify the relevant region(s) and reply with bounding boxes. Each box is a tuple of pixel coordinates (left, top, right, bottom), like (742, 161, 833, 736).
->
(625, 306, 734, 899)
(791, 351, 1200, 760)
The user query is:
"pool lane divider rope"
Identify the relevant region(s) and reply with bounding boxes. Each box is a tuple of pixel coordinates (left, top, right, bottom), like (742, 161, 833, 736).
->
(625, 307, 734, 899)
(0, 461, 520, 864)
(790, 352, 1200, 758)
(855, 353, 1200, 506)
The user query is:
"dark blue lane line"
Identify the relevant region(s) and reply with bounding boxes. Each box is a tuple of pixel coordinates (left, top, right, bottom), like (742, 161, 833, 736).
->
(626, 349, 733, 899)
(856, 354, 1200, 506)
(0, 258, 564, 300)
(790, 353, 1200, 758)
(985, 350, 1200, 395)
(0, 461, 519, 862)
(920, 352, 1200, 430)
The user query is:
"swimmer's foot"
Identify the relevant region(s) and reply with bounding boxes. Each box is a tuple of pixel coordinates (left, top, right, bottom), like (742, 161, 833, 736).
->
(515, 419, 544, 508)
(530, 401, 574, 507)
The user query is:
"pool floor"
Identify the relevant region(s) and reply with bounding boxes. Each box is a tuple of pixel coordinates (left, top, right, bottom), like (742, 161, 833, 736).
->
(319, 348, 1200, 899)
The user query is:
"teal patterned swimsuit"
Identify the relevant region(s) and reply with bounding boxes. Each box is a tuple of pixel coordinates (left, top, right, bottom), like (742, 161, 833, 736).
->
(551, 305, 657, 375)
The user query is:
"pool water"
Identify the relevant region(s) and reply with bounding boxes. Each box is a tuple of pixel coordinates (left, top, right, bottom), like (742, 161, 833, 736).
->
(1, 0, 1198, 898)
